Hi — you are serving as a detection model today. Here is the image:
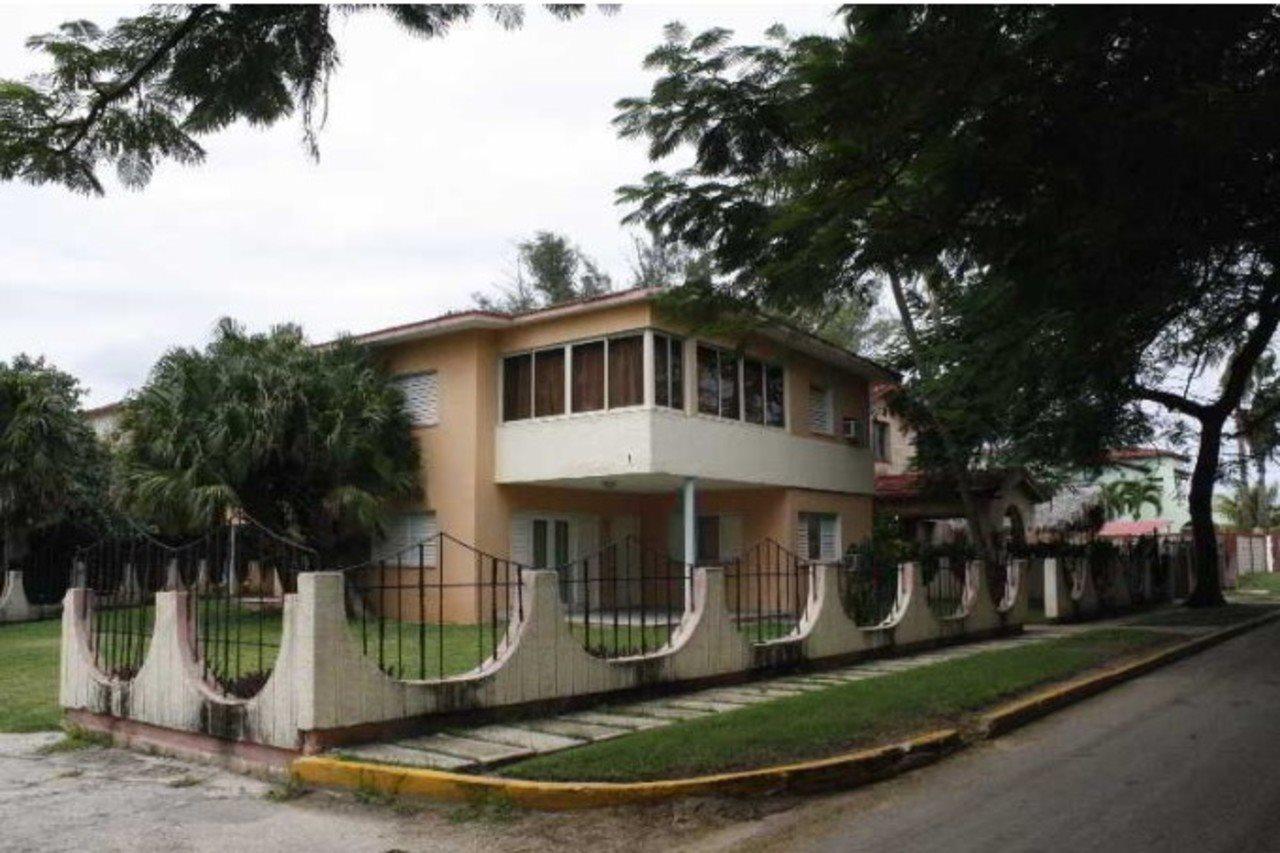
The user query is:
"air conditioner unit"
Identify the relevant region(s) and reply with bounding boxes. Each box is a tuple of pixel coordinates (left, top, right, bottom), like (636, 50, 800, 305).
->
(843, 417, 866, 445)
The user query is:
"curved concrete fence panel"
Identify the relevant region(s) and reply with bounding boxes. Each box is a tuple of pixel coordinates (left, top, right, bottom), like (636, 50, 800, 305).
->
(61, 560, 1033, 754)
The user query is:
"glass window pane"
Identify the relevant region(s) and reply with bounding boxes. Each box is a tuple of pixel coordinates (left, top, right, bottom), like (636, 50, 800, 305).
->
(670, 338, 683, 409)
(554, 521, 570, 565)
(719, 352, 740, 419)
(743, 358, 764, 423)
(696, 516, 720, 564)
(571, 341, 605, 412)
(654, 334, 669, 407)
(533, 519, 548, 569)
(533, 348, 565, 417)
(697, 346, 719, 415)
(766, 365, 785, 427)
(502, 354, 532, 421)
(608, 335, 644, 408)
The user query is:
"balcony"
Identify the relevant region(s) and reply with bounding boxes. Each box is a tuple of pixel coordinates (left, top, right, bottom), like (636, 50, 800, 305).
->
(494, 407, 873, 493)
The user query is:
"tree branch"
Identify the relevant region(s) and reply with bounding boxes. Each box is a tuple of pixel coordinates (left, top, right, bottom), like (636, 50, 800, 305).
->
(1133, 385, 1211, 420)
(54, 5, 215, 156)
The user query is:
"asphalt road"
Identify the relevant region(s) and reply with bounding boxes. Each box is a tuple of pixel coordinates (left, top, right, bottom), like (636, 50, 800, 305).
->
(698, 618, 1280, 853)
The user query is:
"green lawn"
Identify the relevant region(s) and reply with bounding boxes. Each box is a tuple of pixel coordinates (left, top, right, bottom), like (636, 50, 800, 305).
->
(499, 628, 1174, 782)
(0, 618, 63, 732)
(1237, 573, 1280, 597)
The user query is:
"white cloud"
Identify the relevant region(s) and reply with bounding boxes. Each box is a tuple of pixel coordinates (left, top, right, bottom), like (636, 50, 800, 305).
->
(0, 4, 840, 406)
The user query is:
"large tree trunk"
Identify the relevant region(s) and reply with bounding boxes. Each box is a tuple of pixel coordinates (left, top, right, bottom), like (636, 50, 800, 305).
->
(886, 269, 998, 564)
(1186, 415, 1227, 607)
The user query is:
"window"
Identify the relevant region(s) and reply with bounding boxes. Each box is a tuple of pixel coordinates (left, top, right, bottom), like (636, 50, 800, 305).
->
(372, 511, 438, 566)
(697, 345, 742, 419)
(532, 518, 571, 569)
(607, 335, 644, 408)
(533, 348, 565, 417)
(797, 513, 839, 562)
(653, 333, 683, 409)
(808, 384, 834, 434)
(395, 372, 440, 427)
(765, 364, 785, 427)
(743, 360, 786, 428)
(571, 341, 605, 413)
(502, 354, 532, 422)
(872, 419, 890, 462)
(696, 515, 720, 564)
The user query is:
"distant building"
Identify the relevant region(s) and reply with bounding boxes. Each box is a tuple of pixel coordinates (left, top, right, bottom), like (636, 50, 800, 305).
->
(870, 384, 1045, 545)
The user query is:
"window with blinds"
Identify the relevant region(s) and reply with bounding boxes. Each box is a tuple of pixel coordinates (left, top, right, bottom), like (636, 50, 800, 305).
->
(396, 372, 440, 427)
(797, 512, 839, 562)
(808, 384, 834, 434)
(372, 511, 439, 566)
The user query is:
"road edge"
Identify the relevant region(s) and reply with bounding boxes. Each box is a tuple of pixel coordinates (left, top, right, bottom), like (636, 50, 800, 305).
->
(292, 609, 1280, 811)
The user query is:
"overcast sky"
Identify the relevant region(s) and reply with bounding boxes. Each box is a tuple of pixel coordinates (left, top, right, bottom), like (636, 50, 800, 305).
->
(1, 4, 842, 408)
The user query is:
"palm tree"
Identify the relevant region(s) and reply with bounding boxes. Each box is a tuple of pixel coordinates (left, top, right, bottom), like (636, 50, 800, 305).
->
(115, 319, 419, 557)
(0, 356, 104, 568)
(1101, 478, 1164, 522)
(1215, 484, 1279, 530)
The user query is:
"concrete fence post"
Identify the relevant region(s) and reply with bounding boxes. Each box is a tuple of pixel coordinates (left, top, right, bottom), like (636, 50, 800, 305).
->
(0, 570, 39, 623)
(1043, 558, 1069, 620)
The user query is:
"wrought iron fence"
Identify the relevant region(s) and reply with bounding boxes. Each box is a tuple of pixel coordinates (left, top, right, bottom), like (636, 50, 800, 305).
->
(342, 532, 524, 679)
(725, 539, 812, 644)
(919, 550, 967, 619)
(555, 535, 688, 658)
(12, 544, 75, 607)
(77, 530, 206, 681)
(838, 551, 901, 626)
(193, 516, 317, 698)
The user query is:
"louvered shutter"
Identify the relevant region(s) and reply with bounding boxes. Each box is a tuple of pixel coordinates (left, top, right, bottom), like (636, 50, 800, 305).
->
(372, 511, 438, 565)
(795, 519, 810, 561)
(808, 385, 833, 433)
(819, 516, 839, 561)
(396, 372, 439, 426)
(510, 513, 532, 566)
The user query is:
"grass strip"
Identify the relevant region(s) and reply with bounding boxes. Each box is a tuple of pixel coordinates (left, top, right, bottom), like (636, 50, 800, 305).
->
(499, 628, 1173, 783)
(0, 618, 63, 732)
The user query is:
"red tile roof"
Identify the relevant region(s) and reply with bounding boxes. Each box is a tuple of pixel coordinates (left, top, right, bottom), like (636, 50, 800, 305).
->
(1104, 447, 1188, 463)
(1097, 519, 1172, 537)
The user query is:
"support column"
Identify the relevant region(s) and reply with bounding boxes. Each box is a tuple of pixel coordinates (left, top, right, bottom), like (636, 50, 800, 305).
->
(682, 477, 696, 611)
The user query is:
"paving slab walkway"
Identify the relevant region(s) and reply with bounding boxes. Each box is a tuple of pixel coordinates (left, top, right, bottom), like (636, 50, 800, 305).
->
(339, 627, 1084, 772)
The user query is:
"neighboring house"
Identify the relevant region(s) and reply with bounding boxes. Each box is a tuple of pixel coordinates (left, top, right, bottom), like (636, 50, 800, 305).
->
(83, 401, 123, 442)
(1034, 448, 1192, 536)
(354, 287, 890, 589)
(870, 384, 1044, 545)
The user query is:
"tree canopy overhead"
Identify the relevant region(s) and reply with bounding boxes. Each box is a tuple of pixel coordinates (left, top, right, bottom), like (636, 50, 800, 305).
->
(0, 4, 595, 194)
(115, 318, 419, 555)
(617, 7, 1280, 603)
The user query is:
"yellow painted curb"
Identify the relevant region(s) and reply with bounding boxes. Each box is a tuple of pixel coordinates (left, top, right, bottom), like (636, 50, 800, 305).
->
(292, 728, 961, 811)
(293, 607, 1279, 811)
(981, 607, 1280, 737)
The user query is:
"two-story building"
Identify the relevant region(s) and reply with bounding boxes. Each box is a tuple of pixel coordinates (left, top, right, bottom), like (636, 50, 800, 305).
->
(353, 287, 888, 594)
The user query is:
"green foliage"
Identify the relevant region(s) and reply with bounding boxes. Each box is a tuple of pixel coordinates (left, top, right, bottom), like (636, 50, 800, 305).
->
(0, 355, 108, 564)
(114, 318, 418, 553)
(628, 221, 711, 290)
(1215, 484, 1280, 529)
(616, 8, 1280, 603)
(474, 231, 612, 312)
(0, 5, 591, 194)
(1101, 479, 1164, 521)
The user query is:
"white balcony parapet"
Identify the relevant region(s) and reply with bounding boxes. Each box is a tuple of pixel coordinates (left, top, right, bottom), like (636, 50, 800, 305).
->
(495, 407, 873, 493)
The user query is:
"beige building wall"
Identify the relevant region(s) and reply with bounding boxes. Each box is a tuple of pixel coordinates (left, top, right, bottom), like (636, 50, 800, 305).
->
(372, 296, 878, 621)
